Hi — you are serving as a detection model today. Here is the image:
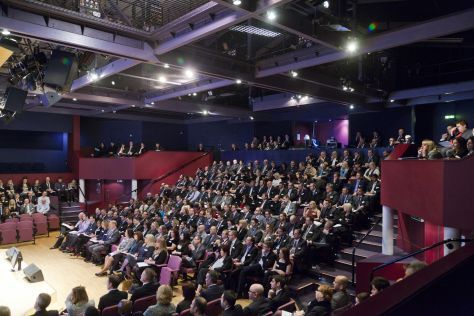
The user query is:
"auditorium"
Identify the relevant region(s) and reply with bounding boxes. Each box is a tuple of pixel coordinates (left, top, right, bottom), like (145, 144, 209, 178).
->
(0, 0, 473, 315)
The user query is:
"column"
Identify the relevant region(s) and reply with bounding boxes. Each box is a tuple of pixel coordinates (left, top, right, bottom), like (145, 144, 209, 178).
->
(79, 179, 85, 203)
(131, 179, 138, 200)
(382, 205, 394, 255)
(443, 226, 461, 256)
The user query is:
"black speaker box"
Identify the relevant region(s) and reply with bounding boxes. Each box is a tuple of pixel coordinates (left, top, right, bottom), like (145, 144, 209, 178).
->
(44, 50, 78, 92)
(23, 263, 44, 283)
(3, 87, 27, 113)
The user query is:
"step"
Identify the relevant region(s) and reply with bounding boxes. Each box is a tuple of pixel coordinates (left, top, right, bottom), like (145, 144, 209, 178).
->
(315, 266, 353, 284)
(373, 223, 398, 234)
(358, 240, 383, 252)
(334, 258, 353, 272)
(340, 248, 379, 262)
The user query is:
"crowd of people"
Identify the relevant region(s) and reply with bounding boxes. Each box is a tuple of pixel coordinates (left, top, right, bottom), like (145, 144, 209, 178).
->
(41, 146, 387, 315)
(0, 176, 77, 220)
(229, 135, 293, 151)
(92, 141, 165, 157)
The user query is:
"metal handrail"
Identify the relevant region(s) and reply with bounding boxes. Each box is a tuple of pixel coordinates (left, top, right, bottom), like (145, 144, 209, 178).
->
(351, 216, 382, 286)
(368, 238, 472, 285)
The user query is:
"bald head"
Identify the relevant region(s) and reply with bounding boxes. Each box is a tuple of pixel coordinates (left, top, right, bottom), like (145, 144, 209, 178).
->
(333, 275, 349, 291)
(249, 284, 264, 301)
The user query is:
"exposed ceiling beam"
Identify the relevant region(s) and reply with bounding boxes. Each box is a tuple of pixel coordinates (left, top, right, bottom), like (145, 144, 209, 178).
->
(145, 78, 234, 103)
(67, 88, 142, 106)
(148, 99, 252, 118)
(154, 0, 294, 55)
(405, 91, 474, 107)
(256, 8, 474, 77)
(0, 7, 158, 62)
(253, 93, 325, 111)
(106, 0, 133, 27)
(71, 58, 142, 92)
(388, 80, 474, 100)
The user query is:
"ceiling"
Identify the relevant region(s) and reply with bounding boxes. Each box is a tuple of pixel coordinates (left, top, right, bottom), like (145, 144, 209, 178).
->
(0, 0, 473, 124)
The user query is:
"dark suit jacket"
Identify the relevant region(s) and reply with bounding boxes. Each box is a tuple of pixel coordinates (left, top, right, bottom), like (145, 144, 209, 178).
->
(238, 245, 259, 266)
(269, 288, 291, 311)
(98, 289, 128, 310)
(214, 256, 233, 273)
(200, 284, 224, 302)
(243, 298, 271, 316)
(31, 311, 59, 316)
(130, 282, 159, 302)
(223, 305, 244, 316)
(229, 240, 243, 259)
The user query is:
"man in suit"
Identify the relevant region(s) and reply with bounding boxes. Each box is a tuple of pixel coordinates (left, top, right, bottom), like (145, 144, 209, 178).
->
(90, 220, 121, 264)
(31, 293, 59, 316)
(182, 235, 206, 268)
(221, 290, 243, 316)
(130, 268, 159, 302)
(236, 241, 277, 297)
(243, 284, 271, 316)
(98, 275, 128, 311)
(200, 270, 224, 302)
(289, 228, 307, 272)
(228, 236, 259, 291)
(268, 275, 291, 312)
(228, 230, 243, 260)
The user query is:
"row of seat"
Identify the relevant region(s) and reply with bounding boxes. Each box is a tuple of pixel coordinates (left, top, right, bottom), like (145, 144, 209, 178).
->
(0, 214, 59, 245)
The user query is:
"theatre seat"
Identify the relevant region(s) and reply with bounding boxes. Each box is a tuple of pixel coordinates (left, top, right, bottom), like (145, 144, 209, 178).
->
(277, 299, 296, 312)
(101, 304, 118, 316)
(33, 214, 49, 236)
(17, 221, 34, 242)
(207, 298, 223, 316)
(0, 223, 17, 244)
(132, 295, 157, 314)
(47, 214, 60, 230)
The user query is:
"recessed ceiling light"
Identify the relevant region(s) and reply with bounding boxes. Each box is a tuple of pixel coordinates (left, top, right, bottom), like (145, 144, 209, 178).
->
(236, 79, 242, 84)
(233, 0, 242, 5)
(267, 11, 277, 21)
(184, 68, 195, 78)
(390, 99, 395, 103)
(290, 70, 298, 77)
(101, 109, 105, 112)
(111, 81, 115, 85)
(131, 104, 135, 107)
(350, 105, 354, 109)
(203, 110, 209, 115)
(158, 75, 167, 83)
(113, 110, 116, 113)
(249, 116, 254, 120)
(72, 98, 77, 101)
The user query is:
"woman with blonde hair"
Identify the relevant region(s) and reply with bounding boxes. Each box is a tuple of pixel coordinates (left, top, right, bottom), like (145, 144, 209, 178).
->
(299, 284, 333, 316)
(65, 286, 95, 316)
(418, 139, 442, 160)
(303, 201, 320, 219)
(143, 285, 176, 316)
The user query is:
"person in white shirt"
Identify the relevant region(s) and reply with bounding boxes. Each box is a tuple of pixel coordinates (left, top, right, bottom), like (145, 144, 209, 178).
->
(37, 192, 50, 214)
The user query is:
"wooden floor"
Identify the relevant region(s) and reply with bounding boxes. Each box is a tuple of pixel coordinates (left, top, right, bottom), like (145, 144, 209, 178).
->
(0, 232, 250, 315)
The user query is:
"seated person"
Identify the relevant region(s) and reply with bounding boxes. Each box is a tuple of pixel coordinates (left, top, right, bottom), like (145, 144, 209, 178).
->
(143, 285, 176, 316)
(263, 248, 292, 288)
(297, 284, 333, 316)
(243, 284, 270, 316)
(98, 275, 128, 311)
(370, 277, 390, 296)
(331, 276, 351, 310)
(221, 290, 243, 316)
(65, 286, 95, 316)
(190, 297, 207, 316)
(96, 228, 134, 276)
(199, 270, 224, 302)
(32, 293, 59, 316)
(267, 275, 291, 312)
(176, 282, 196, 314)
(130, 268, 159, 302)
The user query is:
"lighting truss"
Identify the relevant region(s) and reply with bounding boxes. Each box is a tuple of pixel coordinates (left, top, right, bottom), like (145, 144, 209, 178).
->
(230, 25, 282, 38)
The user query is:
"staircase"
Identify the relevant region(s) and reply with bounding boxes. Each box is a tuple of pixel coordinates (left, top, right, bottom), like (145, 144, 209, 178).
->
(289, 214, 399, 305)
(59, 201, 83, 223)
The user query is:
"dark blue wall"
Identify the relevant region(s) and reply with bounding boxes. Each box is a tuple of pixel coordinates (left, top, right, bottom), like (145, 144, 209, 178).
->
(349, 107, 413, 146)
(0, 112, 71, 172)
(187, 121, 254, 151)
(80, 117, 187, 150)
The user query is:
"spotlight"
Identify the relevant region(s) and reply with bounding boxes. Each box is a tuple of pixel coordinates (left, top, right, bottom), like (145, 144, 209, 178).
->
(101, 109, 105, 112)
(89, 69, 99, 81)
(290, 70, 298, 78)
(342, 86, 348, 91)
(158, 75, 167, 83)
(349, 105, 354, 109)
(249, 116, 254, 120)
(322, 1, 329, 8)
(184, 68, 195, 78)
(349, 87, 354, 92)
(345, 40, 359, 53)
(73, 98, 77, 101)
(111, 80, 115, 85)
(207, 90, 213, 96)
(163, 63, 170, 68)
(267, 11, 277, 21)
(390, 99, 395, 103)
(2, 29, 10, 35)
(203, 110, 209, 115)
(233, 0, 242, 5)
(188, 93, 192, 96)
(236, 79, 242, 84)
(192, 92, 197, 96)
(151, 102, 155, 105)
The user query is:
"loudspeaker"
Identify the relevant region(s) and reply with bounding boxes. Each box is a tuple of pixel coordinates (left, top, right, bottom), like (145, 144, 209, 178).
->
(3, 87, 27, 113)
(5, 247, 17, 260)
(23, 263, 44, 283)
(44, 50, 78, 93)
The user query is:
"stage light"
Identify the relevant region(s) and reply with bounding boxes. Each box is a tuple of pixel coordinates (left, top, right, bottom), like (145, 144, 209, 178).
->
(267, 11, 277, 21)
(233, 0, 242, 5)
(203, 110, 209, 115)
(350, 105, 354, 109)
(188, 93, 192, 96)
(163, 63, 170, 68)
(290, 70, 298, 77)
(73, 98, 77, 101)
(151, 102, 155, 105)
(345, 40, 358, 53)
(297, 95, 302, 100)
(192, 92, 197, 96)
(236, 79, 242, 84)
(249, 116, 254, 120)
(349, 87, 354, 92)
(323, 1, 329, 8)
(208, 90, 213, 96)
(2, 29, 10, 35)
(158, 75, 167, 83)
(111, 80, 115, 85)
(390, 99, 395, 103)
(184, 68, 195, 78)
(89, 69, 99, 81)
(101, 109, 105, 112)
(343, 86, 348, 91)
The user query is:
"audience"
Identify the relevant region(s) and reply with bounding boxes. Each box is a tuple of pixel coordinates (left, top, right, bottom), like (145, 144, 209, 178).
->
(331, 276, 351, 310)
(130, 268, 159, 302)
(176, 282, 196, 314)
(190, 297, 207, 316)
(97, 275, 128, 311)
(370, 277, 390, 296)
(64, 286, 95, 316)
(32, 293, 59, 316)
(299, 284, 333, 316)
(221, 290, 243, 316)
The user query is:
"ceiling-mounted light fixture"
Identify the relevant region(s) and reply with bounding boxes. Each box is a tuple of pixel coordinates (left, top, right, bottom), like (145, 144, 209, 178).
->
(236, 79, 242, 84)
(233, 0, 242, 5)
(345, 39, 359, 53)
(184, 68, 195, 78)
(322, 1, 330, 9)
(267, 11, 277, 21)
(290, 70, 298, 78)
